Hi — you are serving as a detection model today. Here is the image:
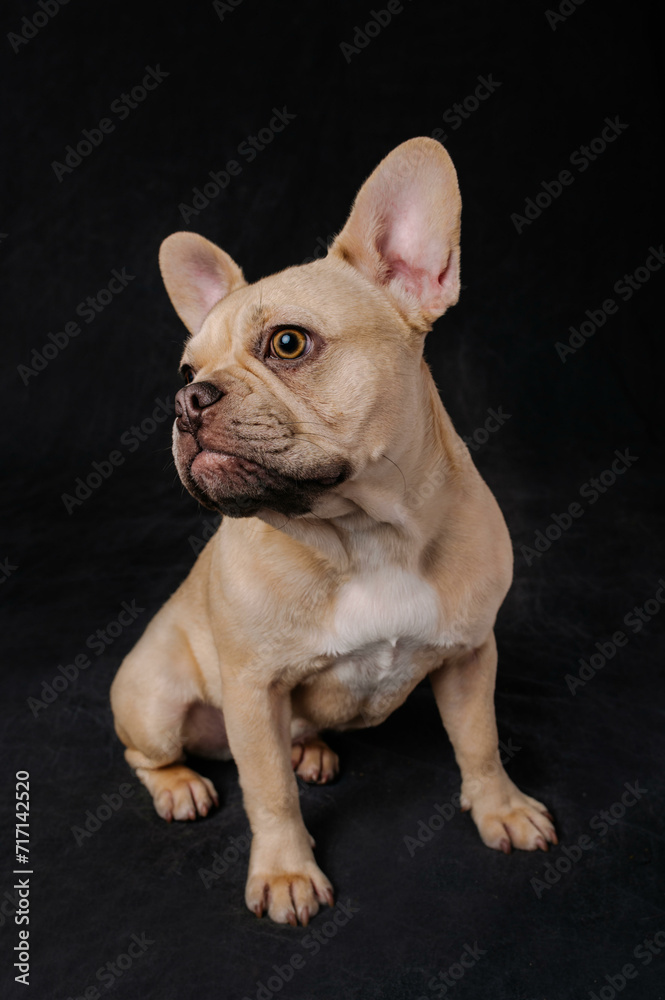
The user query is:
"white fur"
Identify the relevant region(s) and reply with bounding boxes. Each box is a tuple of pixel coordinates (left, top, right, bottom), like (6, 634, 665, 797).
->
(325, 569, 446, 657)
(316, 570, 462, 713)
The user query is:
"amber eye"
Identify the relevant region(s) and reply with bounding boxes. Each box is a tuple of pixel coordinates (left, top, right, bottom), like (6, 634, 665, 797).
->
(180, 364, 195, 384)
(270, 328, 309, 360)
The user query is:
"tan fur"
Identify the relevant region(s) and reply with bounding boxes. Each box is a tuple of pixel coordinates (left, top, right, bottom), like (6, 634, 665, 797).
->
(110, 138, 556, 927)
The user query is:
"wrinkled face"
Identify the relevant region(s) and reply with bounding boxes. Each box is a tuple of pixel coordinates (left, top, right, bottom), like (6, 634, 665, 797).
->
(173, 262, 422, 517)
(163, 137, 462, 518)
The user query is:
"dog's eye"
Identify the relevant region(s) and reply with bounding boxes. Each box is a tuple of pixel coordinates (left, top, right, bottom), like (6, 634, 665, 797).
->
(180, 364, 195, 384)
(270, 329, 309, 360)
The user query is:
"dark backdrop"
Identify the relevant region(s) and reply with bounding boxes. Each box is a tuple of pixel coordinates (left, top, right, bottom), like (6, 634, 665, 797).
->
(1, 1, 664, 998)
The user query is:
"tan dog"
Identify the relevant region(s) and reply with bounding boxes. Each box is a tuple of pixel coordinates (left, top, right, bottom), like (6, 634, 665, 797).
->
(110, 137, 556, 926)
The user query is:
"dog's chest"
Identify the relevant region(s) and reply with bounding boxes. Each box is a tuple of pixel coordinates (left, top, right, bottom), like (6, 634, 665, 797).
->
(317, 569, 458, 707)
(326, 569, 444, 655)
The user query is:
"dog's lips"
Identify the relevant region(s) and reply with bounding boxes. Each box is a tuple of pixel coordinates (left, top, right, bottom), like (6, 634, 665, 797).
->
(176, 434, 351, 518)
(189, 448, 342, 489)
(191, 449, 264, 479)
(188, 446, 295, 499)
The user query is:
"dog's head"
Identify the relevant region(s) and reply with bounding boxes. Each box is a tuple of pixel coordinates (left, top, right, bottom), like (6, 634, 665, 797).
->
(162, 137, 461, 518)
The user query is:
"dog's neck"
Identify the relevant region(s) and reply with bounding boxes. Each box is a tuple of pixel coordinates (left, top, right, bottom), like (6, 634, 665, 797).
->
(257, 362, 467, 571)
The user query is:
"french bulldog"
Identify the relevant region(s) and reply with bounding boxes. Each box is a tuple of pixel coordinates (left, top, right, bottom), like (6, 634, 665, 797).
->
(110, 137, 556, 927)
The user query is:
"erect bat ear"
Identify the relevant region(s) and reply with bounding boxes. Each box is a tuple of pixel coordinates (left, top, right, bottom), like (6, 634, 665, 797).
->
(330, 137, 462, 326)
(159, 231, 246, 334)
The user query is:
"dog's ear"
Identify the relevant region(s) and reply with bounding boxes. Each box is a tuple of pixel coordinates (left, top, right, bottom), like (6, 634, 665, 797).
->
(159, 232, 246, 334)
(330, 137, 461, 326)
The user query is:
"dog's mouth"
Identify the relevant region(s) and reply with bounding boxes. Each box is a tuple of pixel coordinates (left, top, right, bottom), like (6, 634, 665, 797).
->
(177, 438, 348, 518)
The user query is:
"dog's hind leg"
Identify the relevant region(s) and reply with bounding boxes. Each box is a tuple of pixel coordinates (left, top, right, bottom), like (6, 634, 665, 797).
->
(128, 757, 219, 822)
(289, 681, 350, 784)
(290, 736, 339, 784)
(110, 606, 221, 822)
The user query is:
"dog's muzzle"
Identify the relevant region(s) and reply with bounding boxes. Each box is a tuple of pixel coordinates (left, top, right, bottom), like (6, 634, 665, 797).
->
(172, 384, 348, 517)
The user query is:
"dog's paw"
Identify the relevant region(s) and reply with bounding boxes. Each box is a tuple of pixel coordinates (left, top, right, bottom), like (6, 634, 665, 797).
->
(246, 858, 334, 926)
(291, 738, 339, 784)
(464, 781, 557, 853)
(136, 764, 219, 822)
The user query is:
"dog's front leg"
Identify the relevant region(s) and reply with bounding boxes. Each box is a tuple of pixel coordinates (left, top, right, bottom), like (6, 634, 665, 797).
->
(430, 631, 557, 853)
(222, 676, 334, 926)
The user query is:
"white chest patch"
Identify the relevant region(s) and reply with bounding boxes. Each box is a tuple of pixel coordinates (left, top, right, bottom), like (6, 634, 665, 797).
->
(324, 569, 446, 658)
(313, 569, 463, 722)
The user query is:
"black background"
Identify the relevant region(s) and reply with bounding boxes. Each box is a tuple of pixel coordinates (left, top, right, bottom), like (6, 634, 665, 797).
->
(2, 1, 664, 998)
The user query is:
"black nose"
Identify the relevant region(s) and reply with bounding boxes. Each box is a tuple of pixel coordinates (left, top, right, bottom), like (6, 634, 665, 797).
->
(175, 381, 224, 432)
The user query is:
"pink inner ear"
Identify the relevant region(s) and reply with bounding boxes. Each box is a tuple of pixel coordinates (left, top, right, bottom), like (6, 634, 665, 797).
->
(384, 255, 431, 299)
(187, 255, 229, 318)
(376, 189, 458, 312)
(379, 198, 443, 283)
